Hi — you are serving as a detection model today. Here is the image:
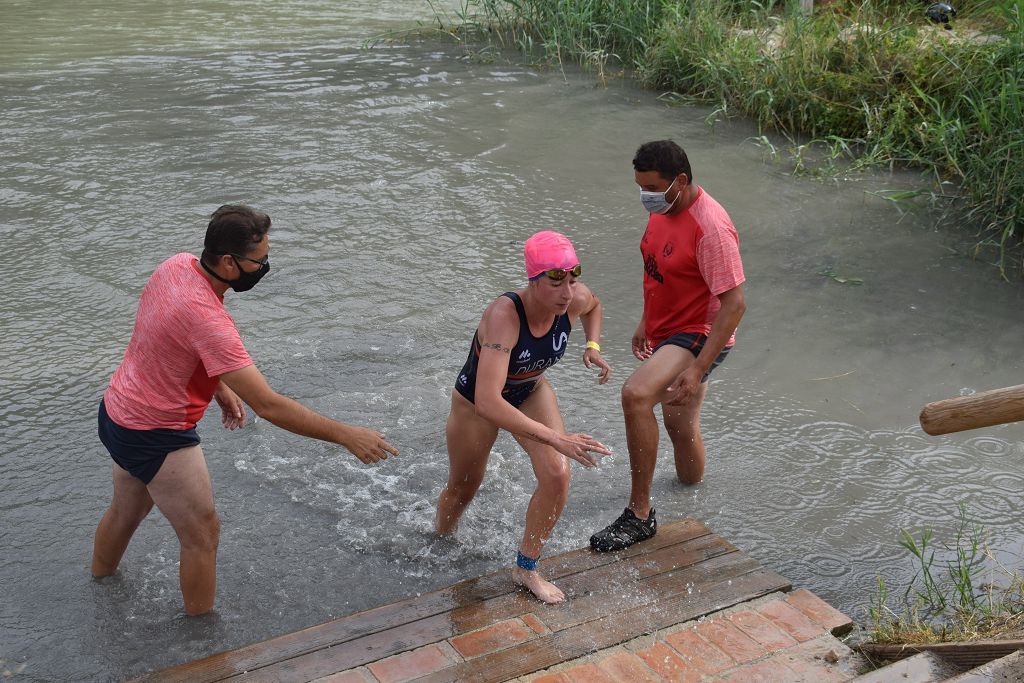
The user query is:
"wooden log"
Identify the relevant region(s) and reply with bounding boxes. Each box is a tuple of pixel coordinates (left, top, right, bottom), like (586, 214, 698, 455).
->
(919, 384, 1024, 435)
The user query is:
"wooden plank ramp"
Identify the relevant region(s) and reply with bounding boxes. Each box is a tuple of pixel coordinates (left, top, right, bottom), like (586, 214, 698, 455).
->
(137, 519, 802, 683)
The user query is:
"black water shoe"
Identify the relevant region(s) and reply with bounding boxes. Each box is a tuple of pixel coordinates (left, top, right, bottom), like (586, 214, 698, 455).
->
(589, 508, 656, 552)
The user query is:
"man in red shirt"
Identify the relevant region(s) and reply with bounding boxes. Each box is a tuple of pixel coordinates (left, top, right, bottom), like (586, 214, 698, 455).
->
(591, 140, 746, 551)
(92, 205, 398, 615)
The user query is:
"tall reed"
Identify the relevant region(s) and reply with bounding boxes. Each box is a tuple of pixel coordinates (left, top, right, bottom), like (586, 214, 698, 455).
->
(868, 505, 1024, 644)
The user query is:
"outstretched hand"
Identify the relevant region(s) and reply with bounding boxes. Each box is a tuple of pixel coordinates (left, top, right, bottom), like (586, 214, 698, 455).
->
(341, 426, 400, 464)
(583, 348, 612, 384)
(214, 384, 246, 430)
(553, 432, 611, 468)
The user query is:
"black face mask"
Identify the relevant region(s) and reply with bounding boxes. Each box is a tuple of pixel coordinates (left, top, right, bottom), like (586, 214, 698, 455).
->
(202, 256, 270, 292)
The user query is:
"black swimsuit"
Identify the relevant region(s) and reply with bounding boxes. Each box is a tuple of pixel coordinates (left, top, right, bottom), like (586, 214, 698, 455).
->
(455, 292, 572, 408)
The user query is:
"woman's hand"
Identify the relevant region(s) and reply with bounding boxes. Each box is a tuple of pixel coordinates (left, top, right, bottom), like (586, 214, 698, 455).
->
(551, 432, 611, 467)
(583, 348, 612, 384)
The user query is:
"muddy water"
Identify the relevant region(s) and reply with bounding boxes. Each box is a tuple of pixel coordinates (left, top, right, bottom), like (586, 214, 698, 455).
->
(2, 1, 1023, 680)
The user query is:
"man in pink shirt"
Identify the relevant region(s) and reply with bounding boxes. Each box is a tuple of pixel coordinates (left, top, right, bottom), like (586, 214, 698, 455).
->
(591, 140, 746, 552)
(92, 205, 398, 615)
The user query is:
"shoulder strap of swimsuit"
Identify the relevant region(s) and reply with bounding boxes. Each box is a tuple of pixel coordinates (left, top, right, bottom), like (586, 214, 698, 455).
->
(501, 292, 528, 326)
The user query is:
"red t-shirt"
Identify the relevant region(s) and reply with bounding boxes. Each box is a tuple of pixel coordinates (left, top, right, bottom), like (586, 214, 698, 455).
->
(104, 253, 254, 430)
(641, 186, 745, 347)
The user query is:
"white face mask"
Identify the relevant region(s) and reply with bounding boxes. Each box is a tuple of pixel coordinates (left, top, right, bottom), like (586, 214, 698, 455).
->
(639, 178, 678, 215)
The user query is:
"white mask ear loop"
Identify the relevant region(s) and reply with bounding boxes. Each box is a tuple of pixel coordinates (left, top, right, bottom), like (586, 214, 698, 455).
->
(664, 178, 679, 210)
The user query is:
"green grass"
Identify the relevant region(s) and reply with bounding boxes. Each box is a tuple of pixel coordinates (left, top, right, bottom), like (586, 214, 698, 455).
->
(868, 505, 1024, 645)
(434, 0, 1024, 277)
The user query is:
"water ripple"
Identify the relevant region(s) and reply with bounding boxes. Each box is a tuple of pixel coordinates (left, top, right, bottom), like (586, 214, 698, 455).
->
(963, 435, 1017, 458)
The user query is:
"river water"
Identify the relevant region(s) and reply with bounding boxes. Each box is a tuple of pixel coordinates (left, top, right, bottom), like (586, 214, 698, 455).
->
(2, 1, 1023, 680)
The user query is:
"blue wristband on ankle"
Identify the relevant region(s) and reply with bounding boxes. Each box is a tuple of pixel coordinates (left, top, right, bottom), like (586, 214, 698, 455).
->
(516, 551, 538, 571)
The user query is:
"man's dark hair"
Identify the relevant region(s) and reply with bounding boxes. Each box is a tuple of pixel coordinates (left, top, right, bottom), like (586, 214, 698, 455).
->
(632, 140, 693, 185)
(201, 205, 271, 265)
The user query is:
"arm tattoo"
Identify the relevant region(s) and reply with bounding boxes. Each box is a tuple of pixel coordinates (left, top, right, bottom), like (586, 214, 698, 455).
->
(480, 342, 511, 354)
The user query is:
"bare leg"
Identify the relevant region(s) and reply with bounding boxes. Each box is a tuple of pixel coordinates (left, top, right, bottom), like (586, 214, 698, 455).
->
(435, 392, 498, 535)
(146, 445, 220, 616)
(92, 464, 155, 577)
(663, 381, 709, 484)
(511, 381, 570, 604)
(620, 345, 697, 519)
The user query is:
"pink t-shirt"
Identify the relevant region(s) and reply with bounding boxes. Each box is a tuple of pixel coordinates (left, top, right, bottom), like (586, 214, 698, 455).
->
(641, 187, 745, 347)
(104, 253, 253, 430)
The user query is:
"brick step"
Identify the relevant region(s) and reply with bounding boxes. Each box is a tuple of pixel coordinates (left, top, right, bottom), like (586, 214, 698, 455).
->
(522, 592, 864, 682)
(943, 649, 1024, 682)
(853, 651, 965, 683)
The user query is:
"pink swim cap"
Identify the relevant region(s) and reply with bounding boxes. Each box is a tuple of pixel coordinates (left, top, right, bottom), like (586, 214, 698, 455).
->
(524, 231, 579, 280)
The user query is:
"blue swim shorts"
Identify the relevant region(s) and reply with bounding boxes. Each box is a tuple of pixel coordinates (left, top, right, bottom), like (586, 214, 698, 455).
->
(97, 400, 200, 484)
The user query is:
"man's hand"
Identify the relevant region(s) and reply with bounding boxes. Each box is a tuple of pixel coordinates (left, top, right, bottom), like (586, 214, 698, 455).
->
(214, 383, 246, 430)
(631, 324, 652, 361)
(220, 365, 400, 461)
(583, 348, 612, 384)
(664, 365, 703, 406)
(340, 426, 400, 465)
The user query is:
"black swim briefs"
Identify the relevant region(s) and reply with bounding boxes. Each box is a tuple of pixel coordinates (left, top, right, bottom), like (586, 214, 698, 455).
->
(653, 332, 732, 383)
(97, 400, 200, 484)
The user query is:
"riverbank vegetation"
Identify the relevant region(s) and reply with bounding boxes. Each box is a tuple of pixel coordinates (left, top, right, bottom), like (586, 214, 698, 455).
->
(867, 506, 1024, 644)
(432, 0, 1024, 277)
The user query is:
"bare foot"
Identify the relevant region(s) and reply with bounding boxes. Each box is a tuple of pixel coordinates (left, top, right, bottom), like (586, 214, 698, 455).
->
(512, 567, 565, 604)
(434, 506, 461, 536)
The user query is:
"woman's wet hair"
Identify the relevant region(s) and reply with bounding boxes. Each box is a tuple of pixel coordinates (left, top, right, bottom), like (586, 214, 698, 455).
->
(632, 140, 693, 185)
(201, 205, 271, 265)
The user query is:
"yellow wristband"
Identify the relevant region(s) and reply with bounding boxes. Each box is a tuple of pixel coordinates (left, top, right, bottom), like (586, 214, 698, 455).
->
(586, 340, 601, 352)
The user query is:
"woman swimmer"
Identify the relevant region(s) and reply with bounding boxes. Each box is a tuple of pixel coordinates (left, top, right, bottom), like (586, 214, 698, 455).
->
(435, 230, 612, 604)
